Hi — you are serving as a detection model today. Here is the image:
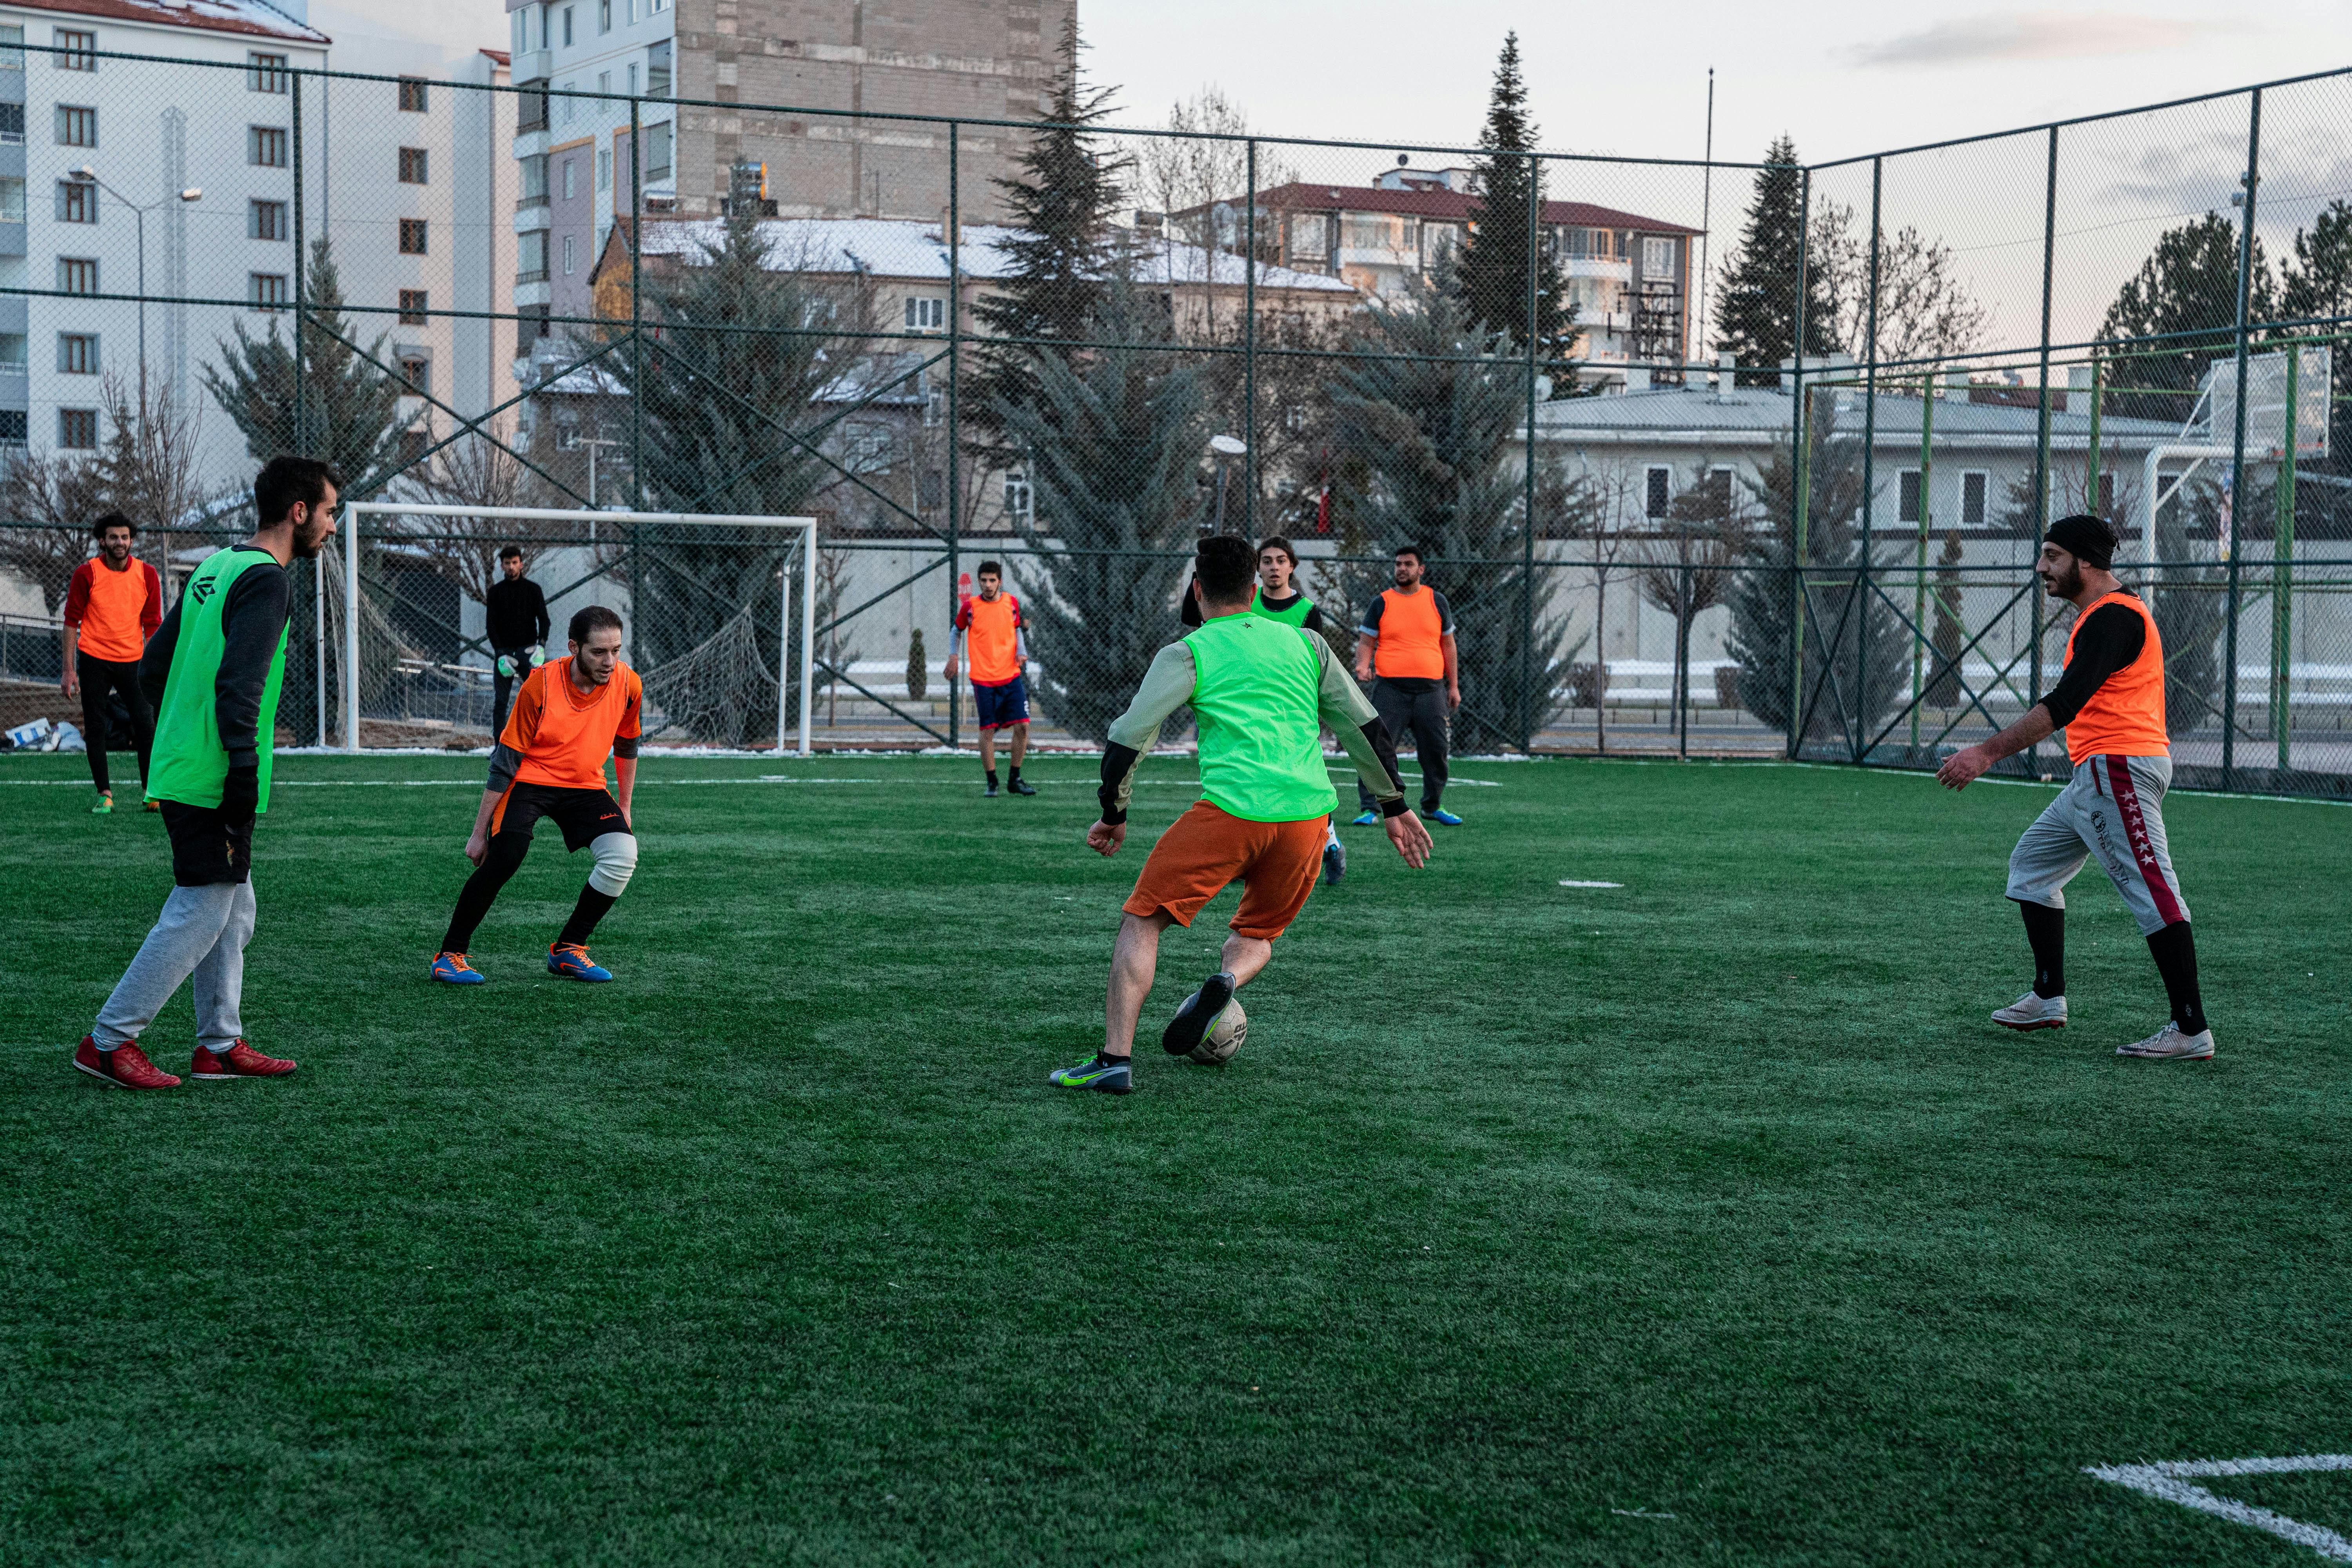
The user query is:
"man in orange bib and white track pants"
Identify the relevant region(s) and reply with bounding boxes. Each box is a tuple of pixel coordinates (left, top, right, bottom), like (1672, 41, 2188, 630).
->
(430, 604, 642, 985)
(1937, 514, 2213, 1060)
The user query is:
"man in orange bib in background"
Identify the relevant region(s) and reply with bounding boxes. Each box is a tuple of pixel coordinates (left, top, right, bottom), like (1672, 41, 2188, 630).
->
(430, 605, 641, 985)
(1353, 544, 1461, 826)
(1937, 514, 2212, 1061)
(945, 561, 1034, 797)
(61, 513, 162, 814)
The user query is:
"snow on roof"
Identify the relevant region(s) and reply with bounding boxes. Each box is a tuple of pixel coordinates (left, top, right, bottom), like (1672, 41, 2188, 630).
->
(1528, 383, 2181, 447)
(1249, 182, 1700, 237)
(632, 216, 1361, 295)
(5, 0, 329, 44)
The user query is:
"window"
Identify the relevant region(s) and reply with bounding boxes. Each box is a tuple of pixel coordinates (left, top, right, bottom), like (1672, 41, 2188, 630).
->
(1003, 471, 1033, 521)
(55, 104, 96, 147)
(56, 332, 98, 374)
(0, 334, 24, 370)
(561, 157, 575, 200)
(597, 69, 610, 99)
(520, 153, 548, 205)
(647, 40, 670, 97)
(399, 218, 429, 255)
(56, 180, 96, 224)
(398, 428, 430, 467)
(57, 257, 97, 294)
(1641, 235, 1676, 279)
(0, 178, 22, 223)
(517, 229, 548, 280)
(396, 352, 430, 394)
(517, 80, 550, 133)
(517, 303, 550, 358)
(1960, 470, 1989, 526)
(1699, 466, 1734, 511)
(626, 62, 638, 96)
(562, 5, 574, 45)
(904, 296, 946, 331)
(919, 470, 944, 510)
(250, 272, 288, 307)
(248, 51, 287, 93)
(561, 233, 575, 274)
(0, 24, 21, 71)
(0, 103, 23, 144)
(596, 147, 612, 192)
(1897, 469, 1923, 524)
(397, 77, 428, 113)
(646, 121, 671, 179)
(561, 80, 575, 125)
(54, 29, 95, 71)
(59, 408, 98, 449)
(249, 125, 287, 167)
(398, 289, 428, 325)
(248, 199, 287, 240)
(2096, 472, 2116, 514)
(598, 0, 611, 33)
(399, 147, 428, 184)
(1645, 466, 1671, 521)
(0, 410, 25, 446)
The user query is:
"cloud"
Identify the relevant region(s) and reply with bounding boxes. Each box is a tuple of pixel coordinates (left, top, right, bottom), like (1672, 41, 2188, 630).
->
(1851, 12, 2226, 67)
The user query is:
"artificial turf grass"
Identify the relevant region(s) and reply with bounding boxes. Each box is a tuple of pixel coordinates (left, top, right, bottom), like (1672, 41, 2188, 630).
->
(3, 753, 2348, 1566)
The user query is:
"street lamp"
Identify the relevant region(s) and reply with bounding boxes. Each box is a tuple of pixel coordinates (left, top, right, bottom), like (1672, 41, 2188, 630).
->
(1208, 433, 1247, 534)
(71, 166, 201, 390)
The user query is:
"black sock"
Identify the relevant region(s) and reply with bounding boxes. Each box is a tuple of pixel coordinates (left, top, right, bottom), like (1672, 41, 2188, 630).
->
(442, 852, 523, 954)
(558, 886, 619, 948)
(985, 768, 999, 787)
(2146, 921, 2207, 1035)
(1008, 765, 1021, 782)
(2016, 898, 2065, 998)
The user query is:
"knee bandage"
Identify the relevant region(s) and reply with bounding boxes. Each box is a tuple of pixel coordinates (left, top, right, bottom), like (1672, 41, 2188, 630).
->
(586, 832, 638, 896)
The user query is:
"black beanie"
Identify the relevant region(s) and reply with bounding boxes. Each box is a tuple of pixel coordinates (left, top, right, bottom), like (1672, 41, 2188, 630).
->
(2045, 513, 2116, 571)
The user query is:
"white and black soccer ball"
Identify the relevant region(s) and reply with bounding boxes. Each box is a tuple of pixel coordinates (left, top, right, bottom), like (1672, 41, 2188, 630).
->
(1184, 993, 1246, 1065)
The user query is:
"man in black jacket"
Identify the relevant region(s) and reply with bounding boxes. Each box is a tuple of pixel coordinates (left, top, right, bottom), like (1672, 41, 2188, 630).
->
(486, 545, 552, 737)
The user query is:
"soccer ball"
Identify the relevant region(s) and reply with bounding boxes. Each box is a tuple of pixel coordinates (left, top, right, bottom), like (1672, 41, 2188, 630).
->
(1185, 993, 1247, 1065)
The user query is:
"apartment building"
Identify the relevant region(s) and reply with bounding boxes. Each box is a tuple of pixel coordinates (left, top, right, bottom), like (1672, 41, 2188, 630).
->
(505, 0, 1073, 376)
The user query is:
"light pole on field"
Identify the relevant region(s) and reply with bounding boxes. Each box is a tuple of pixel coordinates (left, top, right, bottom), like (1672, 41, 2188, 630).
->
(72, 166, 201, 392)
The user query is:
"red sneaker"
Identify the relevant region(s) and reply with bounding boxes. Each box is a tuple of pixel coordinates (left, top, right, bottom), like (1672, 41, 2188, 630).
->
(190, 1040, 297, 1079)
(73, 1036, 182, 1091)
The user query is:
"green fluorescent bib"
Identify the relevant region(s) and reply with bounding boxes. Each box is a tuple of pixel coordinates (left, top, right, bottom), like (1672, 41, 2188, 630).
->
(1251, 590, 1315, 630)
(1182, 612, 1336, 823)
(148, 548, 289, 811)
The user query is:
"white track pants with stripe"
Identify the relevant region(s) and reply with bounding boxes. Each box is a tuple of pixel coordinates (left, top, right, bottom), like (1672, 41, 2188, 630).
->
(2005, 753, 2190, 935)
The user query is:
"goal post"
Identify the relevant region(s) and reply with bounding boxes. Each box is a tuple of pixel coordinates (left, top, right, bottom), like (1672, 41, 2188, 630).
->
(339, 504, 818, 757)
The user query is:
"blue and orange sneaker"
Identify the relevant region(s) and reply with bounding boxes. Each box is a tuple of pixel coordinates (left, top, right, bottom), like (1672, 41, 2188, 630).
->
(1049, 1052, 1133, 1094)
(431, 951, 486, 985)
(547, 942, 613, 982)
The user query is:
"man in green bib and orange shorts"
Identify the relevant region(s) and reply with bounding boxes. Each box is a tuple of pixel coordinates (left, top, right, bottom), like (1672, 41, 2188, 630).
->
(1937, 514, 2215, 1061)
(71, 457, 339, 1091)
(1051, 535, 1433, 1095)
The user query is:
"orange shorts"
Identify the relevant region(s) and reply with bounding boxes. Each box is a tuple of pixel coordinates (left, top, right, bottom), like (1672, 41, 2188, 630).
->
(1123, 800, 1328, 941)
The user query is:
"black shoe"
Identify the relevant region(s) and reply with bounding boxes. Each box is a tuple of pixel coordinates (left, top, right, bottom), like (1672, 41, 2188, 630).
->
(1048, 1052, 1134, 1094)
(1161, 971, 1237, 1056)
(1008, 777, 1037, 795)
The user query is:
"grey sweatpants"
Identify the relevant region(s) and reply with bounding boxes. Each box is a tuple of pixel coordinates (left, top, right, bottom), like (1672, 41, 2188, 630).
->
(92, 881, 258, 1051)
(2005, 753, 2189, 936)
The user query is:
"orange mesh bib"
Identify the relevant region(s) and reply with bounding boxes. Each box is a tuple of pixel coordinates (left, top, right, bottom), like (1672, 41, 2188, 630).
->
(2062, 592, 2168, 764)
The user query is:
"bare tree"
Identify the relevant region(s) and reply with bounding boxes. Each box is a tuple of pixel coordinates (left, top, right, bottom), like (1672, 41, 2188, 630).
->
(1812, 200, 1992, 369)
(1132, 87, 1302, 342)
(1562, 459, 1647, 753)
(95, 373, 214, 540)
(0, 450, 107, 615)
(1638, 467, 1744, 744)
(392, 423, 548, 611)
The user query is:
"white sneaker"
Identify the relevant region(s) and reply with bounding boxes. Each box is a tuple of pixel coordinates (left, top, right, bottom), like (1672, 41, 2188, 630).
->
(2116, 1022, 2215, 1060)
(1992, 991, 2068, 1031)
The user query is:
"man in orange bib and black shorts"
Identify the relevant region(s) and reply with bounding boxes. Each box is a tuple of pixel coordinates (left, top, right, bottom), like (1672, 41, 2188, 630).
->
(61, 512, 163, 814)
(1937, 514, 2213, 1060)
(430, 605, 642, 985)
(1353, 543, 1462, 826)
(946, 561, 1034, 797)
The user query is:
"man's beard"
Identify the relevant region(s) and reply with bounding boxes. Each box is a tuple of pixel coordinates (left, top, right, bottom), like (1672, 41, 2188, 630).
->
(2043, 561, 2083, 599)
(292, 523, 331, 560)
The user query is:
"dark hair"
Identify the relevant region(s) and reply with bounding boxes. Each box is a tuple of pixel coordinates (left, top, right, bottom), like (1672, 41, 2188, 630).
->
(1196, 534, 1257, 605)
(1256, 535, 1298, 568)
(90, 512, 136, 539)
(1394, 543, 1425, 563)
(253, 456, 344, 526)
(976, 560, 1003, 578)
(499, 544, 524, 562)
(569, 604, 624, 644)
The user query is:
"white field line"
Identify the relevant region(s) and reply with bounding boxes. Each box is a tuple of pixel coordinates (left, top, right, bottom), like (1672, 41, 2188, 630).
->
(2086, 1455, 2352, 1562)
(1558, 880, 1624, 888)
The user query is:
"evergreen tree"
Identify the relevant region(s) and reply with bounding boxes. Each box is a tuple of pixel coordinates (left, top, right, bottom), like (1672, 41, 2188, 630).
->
(1334, 255, 1579, 751)
(202, 238, 405, 487)
(967, 19, 1130, 436)
(993, 284, 1205, 744)
(1711, 137, 1836, 385)
(1454, 33, 1578, 385)
(2097, 212, 2274, 422)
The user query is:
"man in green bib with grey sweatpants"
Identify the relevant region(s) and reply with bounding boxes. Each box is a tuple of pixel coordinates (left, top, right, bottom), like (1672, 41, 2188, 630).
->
(72, 457, 341, 1091)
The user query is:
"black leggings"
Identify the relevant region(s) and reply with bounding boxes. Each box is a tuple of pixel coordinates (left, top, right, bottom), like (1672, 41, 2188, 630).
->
(77, 653, 154, 797)
(1358, 679, 1449, 812)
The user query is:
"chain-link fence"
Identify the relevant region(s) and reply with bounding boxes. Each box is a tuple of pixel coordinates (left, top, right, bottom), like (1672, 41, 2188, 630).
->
(1, 44, 2347, 795)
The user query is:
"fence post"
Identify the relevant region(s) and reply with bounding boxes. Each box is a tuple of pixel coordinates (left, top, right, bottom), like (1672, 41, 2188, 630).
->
(1244, 137, 1258, 539)
(946, 121, 961, 753)
(2221, 89, 2262, 791)
(1857, 156, 1882, 763)
(2028, 125, 2059, 775)
(1521, 148, 1540, 751)
(292, 69, 318, 743)
(1910, 373, 1935, 755)
(1787, 165, 1811, 758)
(2274, 343, 2299, 771)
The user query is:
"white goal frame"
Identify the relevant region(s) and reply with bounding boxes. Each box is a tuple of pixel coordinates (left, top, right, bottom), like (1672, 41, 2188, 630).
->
(340, 504, 818, 756)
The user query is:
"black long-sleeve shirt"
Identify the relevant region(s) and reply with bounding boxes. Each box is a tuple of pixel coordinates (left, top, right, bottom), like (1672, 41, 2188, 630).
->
(486, 575, 551, 650)
(139, 549, 291, 770)
(2037, 600, 2147, 728)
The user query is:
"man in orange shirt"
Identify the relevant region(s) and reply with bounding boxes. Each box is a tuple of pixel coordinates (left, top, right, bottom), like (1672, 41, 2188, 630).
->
(944, 561, 1034, 797)
(61, 513, 163, 814)
(1352, 544, 1462, 826)
(430, 605, 642, 984)
(1938, 514, 2212, 1061)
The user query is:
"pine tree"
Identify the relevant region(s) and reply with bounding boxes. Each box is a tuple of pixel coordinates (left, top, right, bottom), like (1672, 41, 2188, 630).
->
(992, 284, 1206, 744)
(967, 19, 1131, 436)
(1334, 255, 1579, 751)
(202, 238, 405, 487)
(1453, 33, 1577, 384)
(2097, 212, 2274, 422)
(1711, 137, 1836, 385)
